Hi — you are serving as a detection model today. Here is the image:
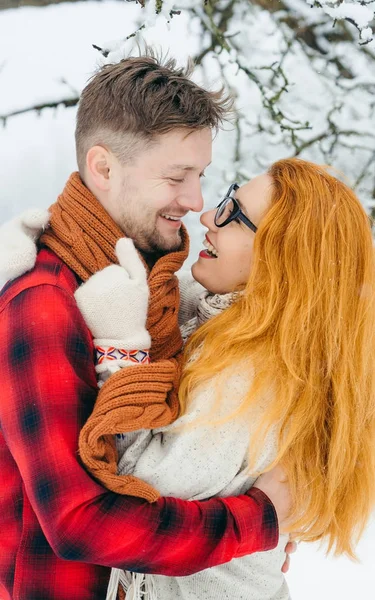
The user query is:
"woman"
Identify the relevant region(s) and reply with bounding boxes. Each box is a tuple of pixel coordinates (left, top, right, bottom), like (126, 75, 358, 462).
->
(2, 158, 375, 599)
(69, 158, 375, 599)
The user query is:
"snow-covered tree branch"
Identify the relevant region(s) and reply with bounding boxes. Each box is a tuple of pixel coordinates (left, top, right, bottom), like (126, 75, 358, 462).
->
(1, 0, 374, 213)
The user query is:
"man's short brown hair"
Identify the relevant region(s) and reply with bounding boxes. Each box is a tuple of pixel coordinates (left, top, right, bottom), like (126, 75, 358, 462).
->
(75, 50, 232, 173)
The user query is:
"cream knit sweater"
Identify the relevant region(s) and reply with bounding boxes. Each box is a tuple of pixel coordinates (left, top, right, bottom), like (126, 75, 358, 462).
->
(106, 273, 290, 600)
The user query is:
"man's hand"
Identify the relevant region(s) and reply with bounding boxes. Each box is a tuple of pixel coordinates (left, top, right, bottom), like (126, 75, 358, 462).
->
(253, 464, 292, 531)
(254, 465, 298, 573)
(282, 539, 297, 573)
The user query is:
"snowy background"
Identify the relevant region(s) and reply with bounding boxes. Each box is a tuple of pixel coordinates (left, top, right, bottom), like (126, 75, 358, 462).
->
(0, 1, 374, 598)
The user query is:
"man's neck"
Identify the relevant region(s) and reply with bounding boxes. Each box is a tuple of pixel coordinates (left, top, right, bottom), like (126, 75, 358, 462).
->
(139, 248, 165, 270)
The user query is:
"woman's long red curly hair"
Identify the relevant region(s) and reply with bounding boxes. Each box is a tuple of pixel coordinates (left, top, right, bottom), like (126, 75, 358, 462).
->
(179, 158, 375, 558)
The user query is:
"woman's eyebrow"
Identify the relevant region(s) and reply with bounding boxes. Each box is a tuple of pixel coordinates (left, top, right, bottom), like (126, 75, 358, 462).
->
(235, 194, 250, 218)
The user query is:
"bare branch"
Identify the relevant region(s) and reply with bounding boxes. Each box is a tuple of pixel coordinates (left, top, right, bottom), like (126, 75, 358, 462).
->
(0, 97, 79, 126)
(353, 149, 375, 188)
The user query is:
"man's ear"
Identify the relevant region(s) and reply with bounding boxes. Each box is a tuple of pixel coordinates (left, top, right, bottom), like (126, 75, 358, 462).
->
(86, 145, 112, 192)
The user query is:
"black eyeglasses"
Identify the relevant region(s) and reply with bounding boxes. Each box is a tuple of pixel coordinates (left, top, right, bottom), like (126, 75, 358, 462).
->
(215, 183, 258, 233)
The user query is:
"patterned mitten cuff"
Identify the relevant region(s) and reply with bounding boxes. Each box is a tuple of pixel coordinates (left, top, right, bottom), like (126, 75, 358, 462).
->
(95, 346, 151, 366)
(95, 346, 151, 388)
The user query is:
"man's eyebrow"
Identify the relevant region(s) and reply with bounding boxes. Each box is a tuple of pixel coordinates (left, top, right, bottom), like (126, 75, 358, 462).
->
(167, 162, 212, 171)
(168, 164, 194, 171)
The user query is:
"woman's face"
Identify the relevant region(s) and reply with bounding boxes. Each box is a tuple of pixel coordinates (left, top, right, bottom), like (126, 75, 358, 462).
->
(192, 173, 273, 294)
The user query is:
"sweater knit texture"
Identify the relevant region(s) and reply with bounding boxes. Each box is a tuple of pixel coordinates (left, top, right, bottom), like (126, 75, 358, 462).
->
(40, 172, 189, 501)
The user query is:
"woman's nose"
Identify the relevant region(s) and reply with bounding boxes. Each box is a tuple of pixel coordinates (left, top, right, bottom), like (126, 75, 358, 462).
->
(200, 208, 217, 228)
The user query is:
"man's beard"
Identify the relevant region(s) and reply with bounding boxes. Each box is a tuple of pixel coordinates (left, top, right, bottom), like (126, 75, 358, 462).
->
(117, 202, 183, 254)
(138, 217, 183, 254)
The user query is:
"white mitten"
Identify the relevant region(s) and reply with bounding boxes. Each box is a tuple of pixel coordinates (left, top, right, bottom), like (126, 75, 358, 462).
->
(74, 237, 151, 356)
(0, 208, 50, 280)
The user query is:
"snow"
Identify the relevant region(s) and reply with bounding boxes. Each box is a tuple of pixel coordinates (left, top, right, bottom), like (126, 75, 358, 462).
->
(360, 26, 373, 43)
(287, 518, 375, 599)
(318, 0, 374, 29)
(305, 0, 375, 46)
(0, 2, 374, 597)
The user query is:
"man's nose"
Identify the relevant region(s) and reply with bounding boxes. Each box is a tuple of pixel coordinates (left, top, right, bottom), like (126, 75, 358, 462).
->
(178, 180, 204, 213)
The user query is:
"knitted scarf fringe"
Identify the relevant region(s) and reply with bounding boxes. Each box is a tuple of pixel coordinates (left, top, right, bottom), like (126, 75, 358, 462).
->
(106, 569, 156, 600)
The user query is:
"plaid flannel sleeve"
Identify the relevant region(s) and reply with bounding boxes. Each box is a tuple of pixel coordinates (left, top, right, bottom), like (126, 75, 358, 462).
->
(0, 282, 278, 576)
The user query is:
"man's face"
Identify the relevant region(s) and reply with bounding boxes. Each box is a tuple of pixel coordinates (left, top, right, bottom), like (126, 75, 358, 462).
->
(109, 128, 212, 253)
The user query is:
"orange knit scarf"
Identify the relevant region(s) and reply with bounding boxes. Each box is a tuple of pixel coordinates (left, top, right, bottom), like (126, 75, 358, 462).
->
(41, 172, 189, 502)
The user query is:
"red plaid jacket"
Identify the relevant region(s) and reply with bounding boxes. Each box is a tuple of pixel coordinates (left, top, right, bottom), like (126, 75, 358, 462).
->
(0, 248, 278, 600)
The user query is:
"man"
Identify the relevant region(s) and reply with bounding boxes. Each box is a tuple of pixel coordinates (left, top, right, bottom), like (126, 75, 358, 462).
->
(0, 52, 292, 600)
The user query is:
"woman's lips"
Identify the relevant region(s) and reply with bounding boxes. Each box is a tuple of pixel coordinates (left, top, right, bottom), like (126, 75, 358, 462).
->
(199, 250, 216, 259)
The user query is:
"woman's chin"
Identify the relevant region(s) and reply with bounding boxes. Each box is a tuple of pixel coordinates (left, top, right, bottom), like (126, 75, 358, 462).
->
(191, 261, 206, 287)
(191, 262, 228, 295)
